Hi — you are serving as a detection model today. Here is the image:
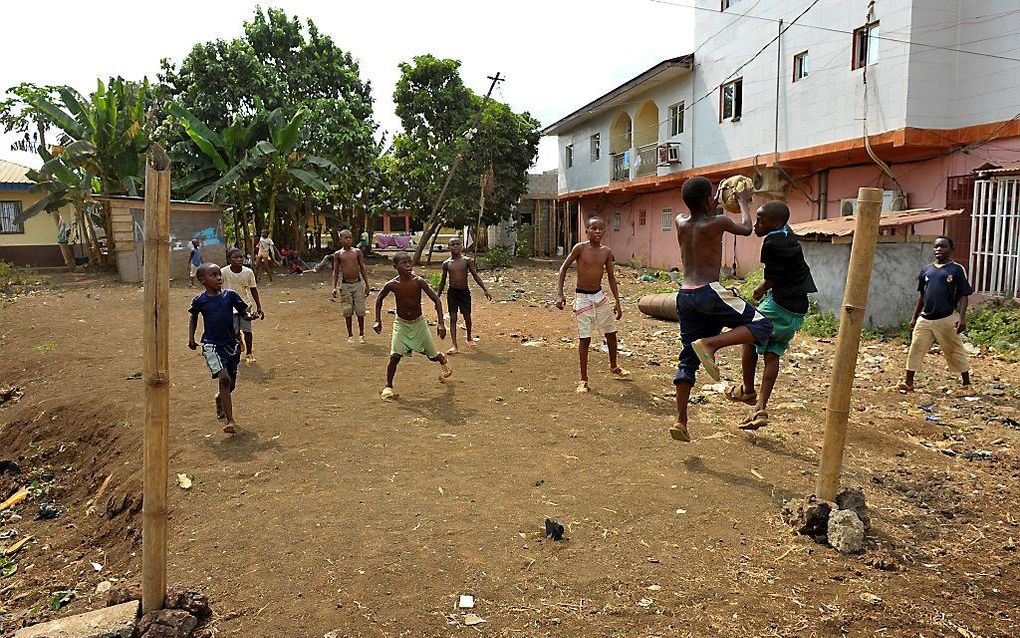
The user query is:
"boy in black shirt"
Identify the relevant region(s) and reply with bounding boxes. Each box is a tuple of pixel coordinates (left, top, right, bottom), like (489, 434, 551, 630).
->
(899, 236, 972, 392)
(726, 201, 816, 430)
(188, 263, 256, 434)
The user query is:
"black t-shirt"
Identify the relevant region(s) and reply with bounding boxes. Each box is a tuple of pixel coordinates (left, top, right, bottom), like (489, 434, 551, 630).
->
(918, 262, 973, 320)
(761, 227, 817, 314)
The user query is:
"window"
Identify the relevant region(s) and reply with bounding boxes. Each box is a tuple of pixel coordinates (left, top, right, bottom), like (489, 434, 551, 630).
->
(0, 201, 24, 234)
(612, 213, 621, 232)
(661, 209, 673, 231)
(669, 102, 685, 137)
(639, 209, 647, 226)
(566, 144, 574, 168)
(853, 22, 880, 70)
(720, 79, 742, 122)
(793, 51, 809, 82)
(590, 133, 601, 162)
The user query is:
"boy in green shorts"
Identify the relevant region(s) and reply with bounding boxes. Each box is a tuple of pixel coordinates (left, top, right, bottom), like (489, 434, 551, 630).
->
(726, 201, 816, 430)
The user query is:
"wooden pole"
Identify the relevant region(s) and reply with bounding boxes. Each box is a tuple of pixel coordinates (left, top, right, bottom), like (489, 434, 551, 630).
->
(142, 145, 172, 614)
(815, 187, 883, 501)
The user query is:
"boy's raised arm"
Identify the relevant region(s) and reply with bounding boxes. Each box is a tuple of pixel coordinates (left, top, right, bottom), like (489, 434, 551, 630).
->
(421, 277, 447, 339)
(468, 258, 492, 300)
(556, 244, 582, 309)
(605, 250, 623, 319)
(373, 282, 392, 333)
(437, 261, 449, 297)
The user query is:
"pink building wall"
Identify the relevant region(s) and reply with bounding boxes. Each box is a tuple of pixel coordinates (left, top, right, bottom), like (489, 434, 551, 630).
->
(577, 137, 1020, 276)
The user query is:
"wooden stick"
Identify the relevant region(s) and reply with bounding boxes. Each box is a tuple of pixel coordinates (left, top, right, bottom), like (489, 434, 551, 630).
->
(815, 187, 883, 501)
(142, 145, 172, 614)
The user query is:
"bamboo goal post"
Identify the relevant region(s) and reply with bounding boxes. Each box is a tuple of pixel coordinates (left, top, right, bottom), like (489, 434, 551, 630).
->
(814, 187, 883, 502)
(142, 145, 172, 614)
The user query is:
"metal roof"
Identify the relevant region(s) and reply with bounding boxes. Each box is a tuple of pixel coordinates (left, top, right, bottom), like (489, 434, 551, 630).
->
(976, 161, 1020, 177)
(0, 159, 33, 185)
(541, 55, 694, 136)
(790, 208, 964, 238)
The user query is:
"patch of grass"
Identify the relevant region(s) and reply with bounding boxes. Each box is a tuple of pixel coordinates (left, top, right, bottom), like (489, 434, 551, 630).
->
(34, 342, 56, 354)
(0, 260, 39, 286)
(426, 272, 442, 291)
(483, 247, 513, 268)
(966, 300, 1020, 360)
(801, 301, 839, 338)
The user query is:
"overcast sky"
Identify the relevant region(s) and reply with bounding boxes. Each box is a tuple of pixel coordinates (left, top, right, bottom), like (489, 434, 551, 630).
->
(0, 0, 694, 173)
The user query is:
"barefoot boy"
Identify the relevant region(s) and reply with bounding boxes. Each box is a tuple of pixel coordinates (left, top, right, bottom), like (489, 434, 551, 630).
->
(188, 263, 257, 434)
(899, 235, 972, 392)
(726, 201, 816, 431)
(221, 248, 264, 363)
(373, 251, 452, 399)
(332, 229, 370, 344)
(556, 216, 628, 394)
(437, 236, 492, 354)
(671, 176, 773, 442)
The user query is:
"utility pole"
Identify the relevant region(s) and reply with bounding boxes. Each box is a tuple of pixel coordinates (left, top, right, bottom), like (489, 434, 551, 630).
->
(412, 72, 505, 265)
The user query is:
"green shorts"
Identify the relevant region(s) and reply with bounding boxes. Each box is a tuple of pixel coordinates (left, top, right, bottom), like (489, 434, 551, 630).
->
(391, 316, 439, 358)
(756, 296, 805, 357)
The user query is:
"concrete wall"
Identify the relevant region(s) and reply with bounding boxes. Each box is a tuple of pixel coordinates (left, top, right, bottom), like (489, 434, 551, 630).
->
(0, 190, 72, 267)
(802, 240, 933, 328)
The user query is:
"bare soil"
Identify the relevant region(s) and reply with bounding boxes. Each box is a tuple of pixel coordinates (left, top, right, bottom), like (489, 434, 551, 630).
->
(1, 260, 1018, 637)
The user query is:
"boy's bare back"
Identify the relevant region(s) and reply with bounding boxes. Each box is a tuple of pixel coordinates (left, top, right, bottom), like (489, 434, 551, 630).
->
(675, 183, 753, 287)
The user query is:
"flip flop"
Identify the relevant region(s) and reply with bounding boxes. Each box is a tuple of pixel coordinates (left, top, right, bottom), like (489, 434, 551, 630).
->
(381, 387, 395, 400)
(724, 384, 757, 405)
(576, 381, 590, 394)
(610, 367, 631, 379)
(738, 409, 769, 431)
(669, 422, 691, 442)
(691, 339, 720, 382)
(441, 363, 453, 379)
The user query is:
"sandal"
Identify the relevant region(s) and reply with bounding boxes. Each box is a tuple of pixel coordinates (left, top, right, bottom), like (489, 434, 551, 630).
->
(691, 339, 720, 381)
(576, 381, 590, 394)
(738, 409, 769, 431)
(894, 382, 914, 393)
(610, 367, 631, 379)
(724, 384, 758, 405)
(669, 422, 691, 442)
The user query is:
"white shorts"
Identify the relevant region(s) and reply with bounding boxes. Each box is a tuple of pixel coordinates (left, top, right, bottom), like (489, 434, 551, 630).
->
(189, 263, 200, 278)
(574, 290, 617, 339)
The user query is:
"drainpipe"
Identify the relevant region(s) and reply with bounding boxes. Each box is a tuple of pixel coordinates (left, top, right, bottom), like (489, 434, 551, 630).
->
(818, 170, 829, 219)
(774, 19, 783, 161)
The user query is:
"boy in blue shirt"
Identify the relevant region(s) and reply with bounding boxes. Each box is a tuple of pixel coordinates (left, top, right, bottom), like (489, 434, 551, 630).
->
(726, 201, 816, 430)
(188, 263, 256, 433)
(899, 236, 973, 392)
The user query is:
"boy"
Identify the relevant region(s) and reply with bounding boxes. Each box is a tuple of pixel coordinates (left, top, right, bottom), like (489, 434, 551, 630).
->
(726, 201, 816, 430)
(671, 176, 773, 442)
(437, 236, 493, 354)
(373, 251, 452, 399)
(255, 230, 277, 283)
(333, 229, 371, 344)
(188, 239, 202, 287)
(556, 216, 628, 395)
(188, 263, 257, 434)
(221, 247, 264, 363)
(899, 236, 973, 392)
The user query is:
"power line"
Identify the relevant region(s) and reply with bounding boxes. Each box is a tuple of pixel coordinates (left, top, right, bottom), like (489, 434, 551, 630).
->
(649, 0, 1020, 64)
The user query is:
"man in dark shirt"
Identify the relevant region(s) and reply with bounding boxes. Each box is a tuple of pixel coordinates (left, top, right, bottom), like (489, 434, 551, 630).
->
(726, 201, 817, 431)
(899, 236, 973, 392)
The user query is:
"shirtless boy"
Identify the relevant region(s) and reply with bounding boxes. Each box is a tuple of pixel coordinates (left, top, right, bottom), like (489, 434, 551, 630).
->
(332, 229, 371, 344)
(373, 251, 452, 399)
(556, 216, 628, 394)
(437, 237, 492, 354)
(671, 176, 773, 442)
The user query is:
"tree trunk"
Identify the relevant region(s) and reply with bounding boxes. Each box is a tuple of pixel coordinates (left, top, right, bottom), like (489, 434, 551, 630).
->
(414, 213, 441, 266)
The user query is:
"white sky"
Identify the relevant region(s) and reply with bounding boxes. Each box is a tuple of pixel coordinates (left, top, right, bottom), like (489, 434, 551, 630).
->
(0, 0, 694, 173)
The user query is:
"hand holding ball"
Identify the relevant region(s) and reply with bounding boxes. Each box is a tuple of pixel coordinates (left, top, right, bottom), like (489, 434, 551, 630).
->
(719, 175, 754, 213)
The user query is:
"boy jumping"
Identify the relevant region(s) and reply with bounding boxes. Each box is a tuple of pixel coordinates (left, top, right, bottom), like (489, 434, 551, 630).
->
(437, 236, 492, 354)
(556, 216, 628, 395)
(726, 201, 816, 430)
(373, 251, 452, 399)
(671, 176, 773, 442)
(899, 235, 973, 392)
(188, 263, 257, 434)
(333, 229, 371, 344)
(221, 248, 264, 363)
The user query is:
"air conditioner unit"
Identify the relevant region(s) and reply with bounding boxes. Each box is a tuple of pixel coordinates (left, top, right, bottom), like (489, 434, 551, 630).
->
(657, 142, 681, 166)
(840, 190, 908, 216)
(753, 167, 788, 195)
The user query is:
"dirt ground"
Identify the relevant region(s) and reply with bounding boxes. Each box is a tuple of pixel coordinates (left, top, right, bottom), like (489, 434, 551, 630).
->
(1, 258, 1018, 637)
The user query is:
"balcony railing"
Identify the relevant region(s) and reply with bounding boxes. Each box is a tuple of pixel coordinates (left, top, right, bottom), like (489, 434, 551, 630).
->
(636, 144, 658, 177)
(611, 152, 630, 182)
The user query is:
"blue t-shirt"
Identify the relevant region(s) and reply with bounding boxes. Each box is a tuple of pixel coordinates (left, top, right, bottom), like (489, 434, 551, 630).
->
(189, 290, 249, 346)
(918, 261, 973, 320)
(190, 245, 202, 266)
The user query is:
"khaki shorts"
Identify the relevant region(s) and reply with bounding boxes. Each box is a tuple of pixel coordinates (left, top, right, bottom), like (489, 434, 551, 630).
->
(339, 281, 366, 318)
(907, 312, 970, 374)
(574, 290, 617, 339)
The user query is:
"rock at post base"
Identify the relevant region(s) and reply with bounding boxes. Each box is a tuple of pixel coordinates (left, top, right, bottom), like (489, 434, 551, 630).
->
(164, 588, 211, 620)
(14, 601, 140, 638)
(781, 495, 833, 542)
(828, 509, 866, 554)
(135, 609, 198, 638)
(835, 486, 871, 530)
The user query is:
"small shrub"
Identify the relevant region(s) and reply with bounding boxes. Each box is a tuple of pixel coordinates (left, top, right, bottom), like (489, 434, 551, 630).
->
(0, 261, 35, 286)
(426, 272, 442, 291)
(484, 247, 513, 268)
(801, 300, 839, 338)
(966, 300, 1020, 360)
(737, 268, 764, 301)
